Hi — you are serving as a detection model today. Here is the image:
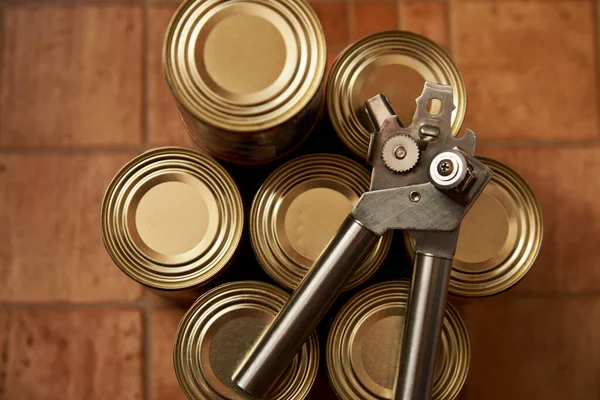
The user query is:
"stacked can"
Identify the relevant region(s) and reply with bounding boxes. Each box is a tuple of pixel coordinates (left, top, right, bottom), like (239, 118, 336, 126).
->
(99, 1, 544, 398)
(163, 0, 326, 164)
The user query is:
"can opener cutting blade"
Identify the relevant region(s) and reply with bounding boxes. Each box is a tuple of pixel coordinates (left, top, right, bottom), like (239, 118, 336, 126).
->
(233, 82, 493, 400)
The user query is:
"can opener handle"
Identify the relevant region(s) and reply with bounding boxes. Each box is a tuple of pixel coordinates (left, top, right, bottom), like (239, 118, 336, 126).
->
(233, 82, 493, 400)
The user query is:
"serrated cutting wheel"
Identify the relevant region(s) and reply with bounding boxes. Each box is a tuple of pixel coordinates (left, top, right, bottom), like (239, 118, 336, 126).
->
(381, 134, 420, 173)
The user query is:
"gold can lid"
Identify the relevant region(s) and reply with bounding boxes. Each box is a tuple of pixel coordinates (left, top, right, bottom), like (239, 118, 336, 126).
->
(404, 157, 543, 297)
(327, 281, 469, 400)
(250, 154, 392, 291)
(174, 281, 319, 399)
(327, 31, 466, 159)
(164, 0, 326, 132)
(101, 147, 243, 291)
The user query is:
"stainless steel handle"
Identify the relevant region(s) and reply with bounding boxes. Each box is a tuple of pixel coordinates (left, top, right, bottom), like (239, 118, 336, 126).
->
(393, 252, 452, 400)
(233, 215, 379, 398)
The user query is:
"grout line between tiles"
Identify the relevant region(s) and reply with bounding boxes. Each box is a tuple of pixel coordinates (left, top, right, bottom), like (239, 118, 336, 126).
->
(142, 0, 149, 147)
(0, 146, 146, 155)
(2, 0, 144, 7)
(0, 301, 145, 308)
(456, 291, 600, 301)
(477, 140, 600, 148)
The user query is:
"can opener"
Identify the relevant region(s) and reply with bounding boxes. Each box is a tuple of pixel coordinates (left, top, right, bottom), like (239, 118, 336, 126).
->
(233, 82, 493, 400)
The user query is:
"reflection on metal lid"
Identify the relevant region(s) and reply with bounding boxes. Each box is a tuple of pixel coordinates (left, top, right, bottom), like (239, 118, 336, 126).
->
(174, 281, 319, 399)
(327, 281, 469, 400)
(251, 154, 392, 291)
(164, 0, 326, 132)
(404, 157, 543, 297)
(101, 147, 243, 291)
(327, 31, 466, 159)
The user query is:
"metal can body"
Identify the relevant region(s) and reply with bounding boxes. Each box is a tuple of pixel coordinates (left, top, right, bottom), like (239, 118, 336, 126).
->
(101, 147, 244, 302)
(327, 281, 470, 400)
(250, 154, 392, 291)
(405, 157, 544, 297)
(174, 281, 320, 399)
(327, 31, 466, 160)
(164, 0, 327, 164)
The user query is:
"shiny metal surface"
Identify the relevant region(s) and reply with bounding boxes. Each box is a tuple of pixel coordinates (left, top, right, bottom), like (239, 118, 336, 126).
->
(355, 85, 490, 400)
(233, 216, 378, 397)
(405, 157, 544, 297)
(351, 86, 491, 237)
(163, 0, 326, 164)
(251, 154, 392, 291)
(327, 31, 466, 159)
(392, 253, 452, 400)
(327, 281, 469, 400)
(381, 134, 420, 173)
(234, 83, 491, 399)
(101, 147, 243, 299)
(174, 281, 319, 399)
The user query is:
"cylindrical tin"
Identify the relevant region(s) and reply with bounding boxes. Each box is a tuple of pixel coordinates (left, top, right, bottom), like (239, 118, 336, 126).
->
(327, 31, 466, 160)
(327, 281, 469, 400)
(250, 154, 392, 291)
(405, 157, 543, 297)
(163, 0, 327, 164)
(101, 147, 244, 301)
(174, 281, 319, 399)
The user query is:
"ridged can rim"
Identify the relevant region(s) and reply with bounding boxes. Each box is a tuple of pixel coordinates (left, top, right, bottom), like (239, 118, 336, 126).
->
(327, 281, 470, 400)
(174, 281, 319, 399)
(250, 153, 392, 291)
(405, 157, 544, 297)
(326, 30, 466, 159)
(163, 0, 326, 132)
(101, 147, 244, 291)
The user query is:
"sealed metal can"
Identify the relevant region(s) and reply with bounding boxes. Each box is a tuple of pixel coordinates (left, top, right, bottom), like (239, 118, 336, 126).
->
(251, 154, 392, 291)
(405, 157, 543, 297)
(327, 31, 466, 159)
(101, 147, 243, 302)
(175, 281, 319, 399)
(163, 0, 327, 164)
(327, 281, 469, 400)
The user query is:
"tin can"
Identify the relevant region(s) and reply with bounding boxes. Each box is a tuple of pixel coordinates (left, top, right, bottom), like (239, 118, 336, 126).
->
(327, 281, 469, 400)
(405, 157, 543, 297)
(174, 281, 319, 399)
(327, 31, 466, 160)
(101, 147, 244, 302)
(163, 0, 327, 164)
(251, 154, 392, 291)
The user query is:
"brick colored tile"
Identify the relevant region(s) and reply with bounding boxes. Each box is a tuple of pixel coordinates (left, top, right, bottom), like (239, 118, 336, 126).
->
(453, 2, 599, 142)
(400, 1, 448, 48)
(151, 308, 187, 400)
(0, 308, 143, 400)
(310, 2, 348, 46)
(0, 5, 143, 148)
(478, 146, 600, 294)
(147, 5, 194, 147)
(351, 2, 398, 41)
(146, 287, 208, 307)
(461, 296, 600, 399)
(0, 153, 143, 302)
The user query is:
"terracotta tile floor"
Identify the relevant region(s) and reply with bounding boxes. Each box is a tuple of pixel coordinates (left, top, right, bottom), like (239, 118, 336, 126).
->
(1, 0, 600, 399)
